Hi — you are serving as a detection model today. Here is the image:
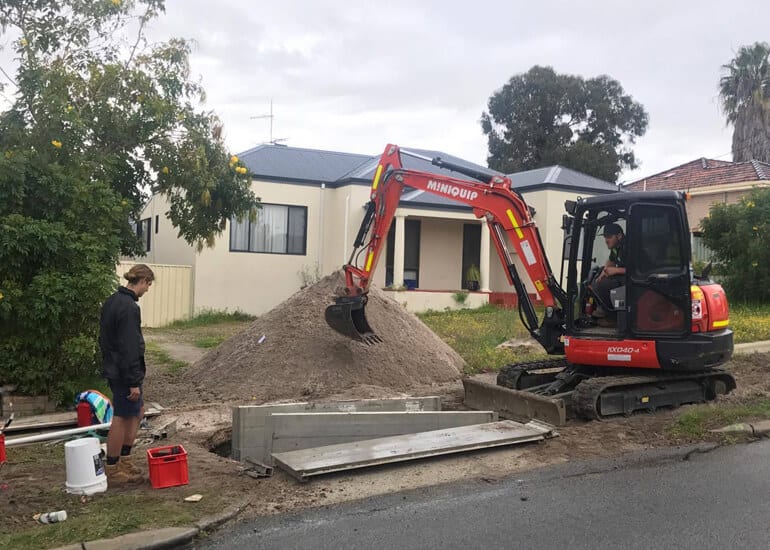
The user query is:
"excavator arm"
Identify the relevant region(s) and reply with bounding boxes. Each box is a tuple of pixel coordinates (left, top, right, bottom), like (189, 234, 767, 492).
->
(326, 144, 567, 353)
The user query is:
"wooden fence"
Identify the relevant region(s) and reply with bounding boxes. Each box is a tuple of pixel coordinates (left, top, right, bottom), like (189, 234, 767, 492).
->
(116, 262, 193, 327)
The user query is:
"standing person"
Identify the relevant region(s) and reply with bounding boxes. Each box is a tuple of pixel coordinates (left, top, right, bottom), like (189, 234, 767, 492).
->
(592, 223, 626, 327)
(99, 264, 154, 485)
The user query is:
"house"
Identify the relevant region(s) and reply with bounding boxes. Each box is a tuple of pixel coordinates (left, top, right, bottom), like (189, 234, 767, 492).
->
(624, 158, 770, 260)
(137, 144, 618, 317)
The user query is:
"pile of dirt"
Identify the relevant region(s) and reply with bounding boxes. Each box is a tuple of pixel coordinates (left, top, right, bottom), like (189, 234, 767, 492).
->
(179, 272, 464, 404)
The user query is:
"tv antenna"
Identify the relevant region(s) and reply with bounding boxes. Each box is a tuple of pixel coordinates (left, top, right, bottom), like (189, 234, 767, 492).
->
(251, 100, 288, 145)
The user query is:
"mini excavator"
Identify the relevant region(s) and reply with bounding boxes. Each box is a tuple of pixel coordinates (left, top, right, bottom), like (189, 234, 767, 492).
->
(325, 144, 735, 422)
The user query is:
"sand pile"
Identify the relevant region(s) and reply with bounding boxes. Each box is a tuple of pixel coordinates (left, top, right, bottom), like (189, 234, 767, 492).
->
(180, 271, 464, 403)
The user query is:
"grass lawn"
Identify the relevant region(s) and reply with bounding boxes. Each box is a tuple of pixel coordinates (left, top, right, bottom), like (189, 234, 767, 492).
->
(729, 302, 770, 343)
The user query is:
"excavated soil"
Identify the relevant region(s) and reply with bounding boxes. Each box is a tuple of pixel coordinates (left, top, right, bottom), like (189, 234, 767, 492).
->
(174, 272, 464, 405)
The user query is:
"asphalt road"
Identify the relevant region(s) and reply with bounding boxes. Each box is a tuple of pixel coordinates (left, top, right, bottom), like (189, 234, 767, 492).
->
(197, 440, 770, 550)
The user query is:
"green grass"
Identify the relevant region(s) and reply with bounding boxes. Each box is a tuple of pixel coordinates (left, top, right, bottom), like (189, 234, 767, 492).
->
(669, 398, 770, 438)
(145, 342, 188, 373)
(165, 308, 255, 329)
(418, 305, 548, 374)
(194, 335, 226, 348)
(729, 302, 770, 343)
(0, 493, 197, 550)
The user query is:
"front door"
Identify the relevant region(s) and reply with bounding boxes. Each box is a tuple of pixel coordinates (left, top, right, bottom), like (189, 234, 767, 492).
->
(627, 203, 691, 337)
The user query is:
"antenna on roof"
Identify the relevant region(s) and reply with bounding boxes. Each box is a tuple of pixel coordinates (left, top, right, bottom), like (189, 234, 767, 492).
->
(250, 99, 289, 145)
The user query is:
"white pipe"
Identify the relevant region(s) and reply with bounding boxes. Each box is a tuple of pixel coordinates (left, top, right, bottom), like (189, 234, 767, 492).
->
(5, 422, 111, 447)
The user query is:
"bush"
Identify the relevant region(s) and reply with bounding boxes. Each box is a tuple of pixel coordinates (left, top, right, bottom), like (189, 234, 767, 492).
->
(701, 187, 770, 301)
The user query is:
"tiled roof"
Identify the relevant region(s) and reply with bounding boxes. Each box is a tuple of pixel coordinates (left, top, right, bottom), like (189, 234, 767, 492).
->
(624, 158, 770, 191)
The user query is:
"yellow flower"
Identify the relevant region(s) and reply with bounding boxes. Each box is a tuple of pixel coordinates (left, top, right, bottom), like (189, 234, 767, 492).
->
(230, 155, 239, 165)
(19, 38, 28, 47)
(111, 0, 121, 6)
(236, 166, 248, 174)
(162, 166, 169, 174)
(0, 291, 3, 301)
(753, 226, 759, 231)
(66, 105, 73, 112)
(51, 140, 62, 148)
(752, 262, 759, 267)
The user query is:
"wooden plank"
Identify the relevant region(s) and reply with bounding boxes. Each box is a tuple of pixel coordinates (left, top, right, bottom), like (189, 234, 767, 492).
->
(272, 420, 557, 481)
(5, 406, 162, 433)
(463, 379, 567, 426)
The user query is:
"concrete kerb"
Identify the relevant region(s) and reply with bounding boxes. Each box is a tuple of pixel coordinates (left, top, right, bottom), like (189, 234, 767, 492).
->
(50, 499, 250, 550)
(733, 340, 770, 354)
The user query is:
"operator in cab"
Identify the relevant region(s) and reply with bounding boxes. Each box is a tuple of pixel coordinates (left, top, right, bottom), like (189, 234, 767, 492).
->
(593, 222, 625, 327)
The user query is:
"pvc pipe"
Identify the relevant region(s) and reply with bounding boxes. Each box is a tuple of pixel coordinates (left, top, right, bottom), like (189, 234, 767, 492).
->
(5, 422, 111, 447)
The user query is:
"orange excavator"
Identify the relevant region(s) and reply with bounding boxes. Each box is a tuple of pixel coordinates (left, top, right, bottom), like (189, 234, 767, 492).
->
(325, 144, 735, 422)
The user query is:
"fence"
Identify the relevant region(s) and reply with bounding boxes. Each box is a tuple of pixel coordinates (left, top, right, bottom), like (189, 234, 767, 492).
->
(116, 262, 193, 327)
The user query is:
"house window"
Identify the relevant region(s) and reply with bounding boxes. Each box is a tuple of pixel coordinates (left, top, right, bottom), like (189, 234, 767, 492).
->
(230, 204, 307, 255)
(136, 218, 151, 252)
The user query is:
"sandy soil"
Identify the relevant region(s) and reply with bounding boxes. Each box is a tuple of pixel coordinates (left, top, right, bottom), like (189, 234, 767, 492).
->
(3, 271, 769, 536)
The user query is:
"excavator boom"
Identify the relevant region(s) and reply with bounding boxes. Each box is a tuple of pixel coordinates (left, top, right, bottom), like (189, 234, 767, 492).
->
(325, 144, 566, 353)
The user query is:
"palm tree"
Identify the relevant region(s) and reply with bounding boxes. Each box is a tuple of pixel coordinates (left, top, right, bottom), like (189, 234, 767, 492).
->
(719, 42, 770, 163)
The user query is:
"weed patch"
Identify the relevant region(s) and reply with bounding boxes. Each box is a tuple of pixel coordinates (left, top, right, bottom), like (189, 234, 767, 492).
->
(145, 342, 188, 373)
(730, 302, 770, 343)
(194, 336, 225, 349)
(165, 308, 255, 329)
(669, 398, 770, 438)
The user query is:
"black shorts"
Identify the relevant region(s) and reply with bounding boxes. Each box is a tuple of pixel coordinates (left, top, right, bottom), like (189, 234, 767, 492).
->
(108, 380, 144, 417)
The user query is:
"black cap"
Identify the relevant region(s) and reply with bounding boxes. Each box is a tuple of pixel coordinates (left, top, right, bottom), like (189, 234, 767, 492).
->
(603, 223, 624, 237)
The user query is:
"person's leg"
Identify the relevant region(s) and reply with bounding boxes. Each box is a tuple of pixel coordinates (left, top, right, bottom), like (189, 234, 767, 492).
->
(105, 380, 144, 484)
(122, 386, 144, 456)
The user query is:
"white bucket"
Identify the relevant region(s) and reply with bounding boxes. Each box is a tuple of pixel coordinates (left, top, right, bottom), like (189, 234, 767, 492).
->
(64, 437, 107, 495)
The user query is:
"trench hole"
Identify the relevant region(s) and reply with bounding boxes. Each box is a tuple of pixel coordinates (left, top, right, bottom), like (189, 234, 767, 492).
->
(205, 427, 232, 458)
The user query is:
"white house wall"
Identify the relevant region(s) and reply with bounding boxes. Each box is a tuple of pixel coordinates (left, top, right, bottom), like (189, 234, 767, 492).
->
(193, 179, 323, 315)
(137, 193, 196, 266)
(416, 217, 465, 289)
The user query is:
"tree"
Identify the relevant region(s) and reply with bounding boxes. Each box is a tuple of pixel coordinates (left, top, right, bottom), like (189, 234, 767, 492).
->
(719, 42, 770, 163)
(480, 65, 649, 182)
(700, 187, 770, 302)
(0, 1, 259, 399)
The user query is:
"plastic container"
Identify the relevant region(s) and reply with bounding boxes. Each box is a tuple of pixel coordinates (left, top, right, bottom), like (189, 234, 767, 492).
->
(64, 437, 107, 495)
(35, 510, 68, 524)
(76, 401, 92, 427)
(0, 433, 6, 464)
(147, 445, 188, 489)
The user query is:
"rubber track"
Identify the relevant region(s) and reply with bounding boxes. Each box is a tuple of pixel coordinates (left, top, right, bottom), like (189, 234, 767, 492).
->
(497, 358, 570, 389)
(572, 368, 736, 420)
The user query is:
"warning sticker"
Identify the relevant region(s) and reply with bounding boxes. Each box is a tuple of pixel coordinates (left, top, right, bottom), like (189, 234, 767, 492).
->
(520, 240, 537, 266)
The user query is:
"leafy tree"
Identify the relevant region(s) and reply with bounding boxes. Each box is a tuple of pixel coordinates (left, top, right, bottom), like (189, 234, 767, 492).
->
(480, 65, 649, 182)
(719, 42, 770, 163)
(0, 0, 259, 399)
(700, 187, 770, 302)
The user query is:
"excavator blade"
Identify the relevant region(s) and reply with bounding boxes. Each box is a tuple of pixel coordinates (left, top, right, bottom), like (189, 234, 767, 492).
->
(462, 379, 567, 426)
(325, 296, 382, 345)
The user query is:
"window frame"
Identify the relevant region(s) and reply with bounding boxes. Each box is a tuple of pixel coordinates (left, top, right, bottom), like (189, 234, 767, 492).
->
(229, 203, 308, 256)
(136, 217, 151, 252)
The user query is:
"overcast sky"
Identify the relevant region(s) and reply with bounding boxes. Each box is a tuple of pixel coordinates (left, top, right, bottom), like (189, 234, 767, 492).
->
(2, 1, 769, 183)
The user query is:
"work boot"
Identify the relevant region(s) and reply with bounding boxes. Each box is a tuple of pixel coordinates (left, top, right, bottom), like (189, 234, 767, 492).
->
(120, 456, 143, 476)
(105, 461, 145, 486)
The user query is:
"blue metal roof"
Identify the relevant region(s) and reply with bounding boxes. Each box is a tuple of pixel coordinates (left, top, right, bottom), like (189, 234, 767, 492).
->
(237, 144, 617, 212)
(507, 165, 618, 193)
(238, 144, 374, 184)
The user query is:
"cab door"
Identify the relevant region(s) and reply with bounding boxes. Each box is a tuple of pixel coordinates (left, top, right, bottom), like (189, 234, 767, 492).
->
(627, 202, 691, 337)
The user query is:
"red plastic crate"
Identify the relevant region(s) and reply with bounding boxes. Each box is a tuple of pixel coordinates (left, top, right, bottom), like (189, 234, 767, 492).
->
(147, 445, 188, 489)
(0, 433, 6, 464)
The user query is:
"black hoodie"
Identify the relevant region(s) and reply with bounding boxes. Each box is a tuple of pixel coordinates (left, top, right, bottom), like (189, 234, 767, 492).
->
(99, 286, 146, 386)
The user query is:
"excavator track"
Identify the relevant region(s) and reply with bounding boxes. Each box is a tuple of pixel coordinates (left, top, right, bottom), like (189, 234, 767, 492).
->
(497, 358, 570, 390)
(571, 368, 736, 420)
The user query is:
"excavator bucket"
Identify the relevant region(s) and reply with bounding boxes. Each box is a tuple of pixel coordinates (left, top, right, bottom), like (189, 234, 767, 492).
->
(325, 296, 382, 344)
